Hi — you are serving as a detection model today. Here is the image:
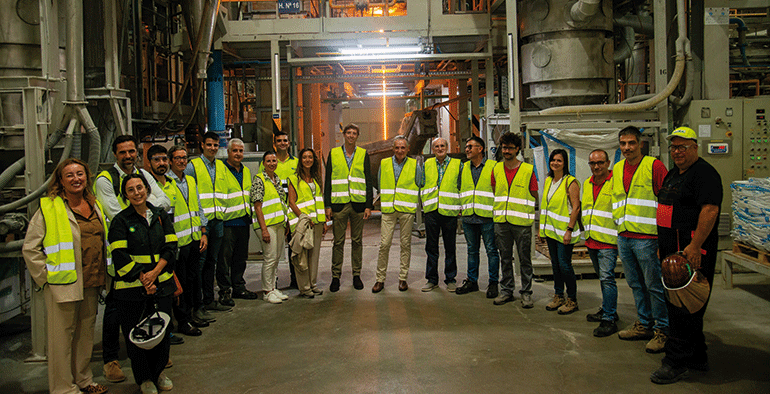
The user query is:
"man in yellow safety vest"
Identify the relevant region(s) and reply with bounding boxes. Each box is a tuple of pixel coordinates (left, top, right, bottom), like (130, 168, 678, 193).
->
(323, 123, 374, 292)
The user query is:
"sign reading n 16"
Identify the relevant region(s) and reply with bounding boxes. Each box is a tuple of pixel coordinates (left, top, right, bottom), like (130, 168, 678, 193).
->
(278, 0, 301, 13)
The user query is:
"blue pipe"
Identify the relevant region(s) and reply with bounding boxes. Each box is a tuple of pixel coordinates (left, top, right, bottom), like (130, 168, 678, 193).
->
(730, 18, 750, 66)
(207, 50, 227, 147)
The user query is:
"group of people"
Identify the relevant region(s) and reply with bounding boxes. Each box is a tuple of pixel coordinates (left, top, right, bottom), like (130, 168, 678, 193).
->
(21, 122, 721, 393)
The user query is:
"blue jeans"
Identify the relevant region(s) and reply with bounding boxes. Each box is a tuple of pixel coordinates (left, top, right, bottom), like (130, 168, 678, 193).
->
(617, 236, 669, 331)
(588, 247, 618, 321)
(462, 221, 499, 284)
(545, 237, 577, 300)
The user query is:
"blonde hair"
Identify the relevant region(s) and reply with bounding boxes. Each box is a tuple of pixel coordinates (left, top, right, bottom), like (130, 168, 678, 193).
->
(47, 158, 94, 200)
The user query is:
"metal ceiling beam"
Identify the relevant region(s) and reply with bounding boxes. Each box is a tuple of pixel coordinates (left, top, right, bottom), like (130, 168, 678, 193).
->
(286, 51, 491, 65)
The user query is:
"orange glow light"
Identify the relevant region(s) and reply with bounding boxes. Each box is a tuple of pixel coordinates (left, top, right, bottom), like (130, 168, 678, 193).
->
(382, 79, 387, 140)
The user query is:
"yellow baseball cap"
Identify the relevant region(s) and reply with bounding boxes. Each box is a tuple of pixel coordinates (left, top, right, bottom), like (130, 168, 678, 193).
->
(666, 126, 697, 141)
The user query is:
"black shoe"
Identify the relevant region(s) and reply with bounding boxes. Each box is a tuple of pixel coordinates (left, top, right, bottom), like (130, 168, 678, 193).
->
(219, 292, 235, 307)
(593, 320, 618, 337)
(486, 282, 499, 299)
(650, 364, 689, 385)
(586, 308, 604, 322)
(298, 293, 315, 299)
(330, 277, 341, 292)
(455, 280, 479, 295)
(232, 289, 259, 300)
(190, 317, 210, 328)
(177, 322, 202, 337)
(194, 307, 216, 322)
(169, 333, 184, 345)
(353, 275, 364, 290)
(205, 301, 232, 312)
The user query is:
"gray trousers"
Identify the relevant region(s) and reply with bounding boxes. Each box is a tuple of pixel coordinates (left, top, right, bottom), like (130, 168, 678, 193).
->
(494, 222, 533, 296)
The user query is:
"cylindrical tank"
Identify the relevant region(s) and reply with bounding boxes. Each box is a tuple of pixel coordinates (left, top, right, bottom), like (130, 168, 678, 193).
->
(0, 0, 42, 78)
(520, 0, 614, 109)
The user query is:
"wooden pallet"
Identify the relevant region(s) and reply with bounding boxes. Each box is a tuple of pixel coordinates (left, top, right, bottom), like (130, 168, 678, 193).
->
(732, 242, 770, 266)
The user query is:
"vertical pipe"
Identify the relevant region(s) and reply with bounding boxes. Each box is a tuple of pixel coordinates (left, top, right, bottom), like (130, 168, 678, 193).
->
(133, 0, 144, 117)
(104, 0, 119, 89)
(207, 50, 226, 135)
(65, 0, 84, 101)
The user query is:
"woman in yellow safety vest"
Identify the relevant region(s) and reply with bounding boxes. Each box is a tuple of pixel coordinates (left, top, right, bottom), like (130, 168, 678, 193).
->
(23, 158, 110, 394)
(108, 173, 178, 394)
(253, 151, 289, 304)
(539, 149, 582, 315)
(287, 148, 327, 298)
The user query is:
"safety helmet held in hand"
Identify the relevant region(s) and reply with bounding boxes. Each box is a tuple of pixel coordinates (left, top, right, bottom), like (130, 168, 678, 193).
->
(129, 310, 170, 350)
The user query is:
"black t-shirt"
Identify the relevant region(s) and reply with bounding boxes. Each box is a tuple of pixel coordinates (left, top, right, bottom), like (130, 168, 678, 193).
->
(657, 157, 722, 256)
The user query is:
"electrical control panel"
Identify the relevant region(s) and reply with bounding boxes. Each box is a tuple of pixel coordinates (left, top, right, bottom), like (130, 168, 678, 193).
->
(743, 98, 770, 178)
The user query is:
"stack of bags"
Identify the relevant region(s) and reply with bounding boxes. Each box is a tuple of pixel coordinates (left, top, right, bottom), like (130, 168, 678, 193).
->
(731, 178, 770, 252)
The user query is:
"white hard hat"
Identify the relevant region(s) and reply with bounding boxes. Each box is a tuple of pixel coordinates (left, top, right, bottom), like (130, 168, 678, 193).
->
(130, 310, 171, 350)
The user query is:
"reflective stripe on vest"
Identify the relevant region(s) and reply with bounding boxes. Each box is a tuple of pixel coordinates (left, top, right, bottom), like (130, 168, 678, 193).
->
(171, 175, 202, 247)
(422, 158, 461, 216)
(611, 156, 658, 235)
(221, 165, 252, 221)
(113, 253, 174, 289)
(287, 175, 326, 232)
(253, 172, 287, 228)
(460, 160, 496, 218)
(191, 157, 227, 220)
(582, 176, 617, 245)
(380, 157, 419, 214)
(39, 197, 77, 284)
(539, 175, 581, 243)
(330, 146, 367, 203)
(492, 161, 536, 225)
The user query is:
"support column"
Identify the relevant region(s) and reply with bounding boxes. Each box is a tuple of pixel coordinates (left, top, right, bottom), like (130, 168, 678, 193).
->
(653, 0, 671, 139)
(506, 0, 522, 133)
(471, 59, 480, 135)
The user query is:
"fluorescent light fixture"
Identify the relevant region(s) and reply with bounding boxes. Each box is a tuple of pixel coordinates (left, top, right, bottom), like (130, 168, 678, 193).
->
(367, 91, 405, 96)
(339, 46, 421, 56)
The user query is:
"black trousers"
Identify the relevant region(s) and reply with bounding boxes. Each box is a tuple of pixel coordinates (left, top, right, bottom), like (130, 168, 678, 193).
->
(217, 226, 250, 293)
(662, 250, 716, 368)
(102, 289, 121, 363)
(424, 210, 458, 285)
(117, 295, 172, 385)
(173, 242, 201, 324)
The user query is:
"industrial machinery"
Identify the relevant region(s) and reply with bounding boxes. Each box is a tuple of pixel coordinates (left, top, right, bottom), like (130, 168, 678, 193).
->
(0, 0, 768, 355)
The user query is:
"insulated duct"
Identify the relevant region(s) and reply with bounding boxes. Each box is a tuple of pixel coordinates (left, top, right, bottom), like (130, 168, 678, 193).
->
(540, 0, 690, 115)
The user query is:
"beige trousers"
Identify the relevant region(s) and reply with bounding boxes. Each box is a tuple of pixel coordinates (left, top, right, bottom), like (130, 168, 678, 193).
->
(293, 224, 323, 295)
(45, 286, 99, 394)
(376, 211, 414, 282)
(261, 224, 286, 292)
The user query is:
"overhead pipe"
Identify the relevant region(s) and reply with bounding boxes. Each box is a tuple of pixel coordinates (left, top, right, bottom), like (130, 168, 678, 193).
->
(540, 0, 689, 115)
(196, 0, 221, 80)
(570, 0, 601, 23)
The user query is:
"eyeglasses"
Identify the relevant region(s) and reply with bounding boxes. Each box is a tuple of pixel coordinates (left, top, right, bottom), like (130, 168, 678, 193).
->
(171, 156, 188, 162)
(668, 144, 694, 153)
(588, 161, 606, 166)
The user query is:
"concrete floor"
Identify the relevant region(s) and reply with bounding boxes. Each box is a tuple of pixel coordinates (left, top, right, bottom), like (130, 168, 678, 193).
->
(2, 215, 770, 394)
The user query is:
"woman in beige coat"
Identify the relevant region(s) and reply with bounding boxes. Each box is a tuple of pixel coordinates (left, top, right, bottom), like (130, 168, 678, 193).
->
(23, 158, 109, 394)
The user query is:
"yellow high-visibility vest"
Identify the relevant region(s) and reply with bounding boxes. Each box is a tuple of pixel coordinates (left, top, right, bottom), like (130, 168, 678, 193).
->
(539, 175, 581, 243)
(253, 172, 287, 228)
(330, 146, 367, 204)
(220, 165, 252, 221)
(380, 157, 419, 214)
(460, 160, 497, 218)
(287, 174, 326, 232)
(582, 175, 617, 245)
(492, 162, 536, 226)
(191, 157, 228, 221)
(422, 158, 461, 216)
(612, 156, 658, 235)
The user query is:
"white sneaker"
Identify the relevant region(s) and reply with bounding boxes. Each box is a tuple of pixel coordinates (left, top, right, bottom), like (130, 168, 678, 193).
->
(265, 290, 283, 304)
(140, 381, 158, 394)
(157, 372, 173, 391)
(274, 288, 289, 300)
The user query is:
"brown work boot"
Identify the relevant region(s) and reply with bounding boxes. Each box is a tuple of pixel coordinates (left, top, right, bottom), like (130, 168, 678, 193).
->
(545, 294, 565, 311)
(557, 298, 579, 315)
(618, 320, 655, 341)
(103, 360, 126, 383)
(645, 329, 668, 353)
